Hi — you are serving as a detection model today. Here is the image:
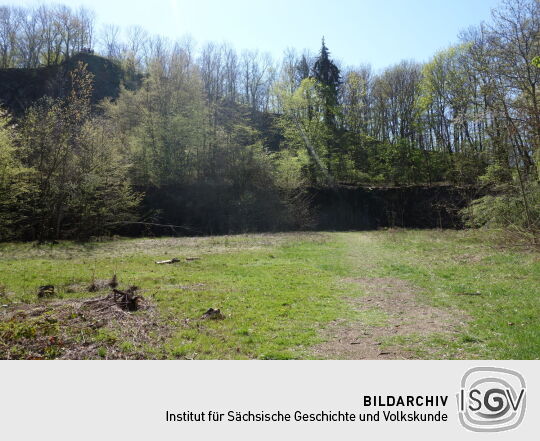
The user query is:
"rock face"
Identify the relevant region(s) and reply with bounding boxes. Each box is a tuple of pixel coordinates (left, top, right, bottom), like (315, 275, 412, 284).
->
(120, 183, 481, 237)
(0, 53, 140, 116)
(309, 184, 483, 230)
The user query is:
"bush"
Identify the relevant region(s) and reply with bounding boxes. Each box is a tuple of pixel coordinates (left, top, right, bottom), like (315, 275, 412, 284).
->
(0, 109, 34, 240)
(462, 179, 540, 243)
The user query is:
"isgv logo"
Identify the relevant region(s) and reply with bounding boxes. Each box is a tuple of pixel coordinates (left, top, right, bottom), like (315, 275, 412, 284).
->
(457, 367, 526, 432)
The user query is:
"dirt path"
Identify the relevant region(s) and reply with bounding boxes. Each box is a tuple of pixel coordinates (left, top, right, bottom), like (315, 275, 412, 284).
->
(313, 277, 467, 359)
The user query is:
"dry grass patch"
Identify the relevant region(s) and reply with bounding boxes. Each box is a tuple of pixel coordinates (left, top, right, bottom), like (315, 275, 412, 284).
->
(0, 295, 173, 359)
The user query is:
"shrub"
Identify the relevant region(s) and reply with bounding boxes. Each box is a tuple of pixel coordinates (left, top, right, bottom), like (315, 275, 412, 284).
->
(462, 179, 540, 244)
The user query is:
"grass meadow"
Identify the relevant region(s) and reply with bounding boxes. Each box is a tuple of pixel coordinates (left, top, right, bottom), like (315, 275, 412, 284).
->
(0, 230, 538, 359)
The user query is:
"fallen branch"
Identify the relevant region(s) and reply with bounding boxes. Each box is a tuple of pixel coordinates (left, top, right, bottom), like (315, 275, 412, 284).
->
(155, 258, 180, 264)
(81, 287, 144, 312)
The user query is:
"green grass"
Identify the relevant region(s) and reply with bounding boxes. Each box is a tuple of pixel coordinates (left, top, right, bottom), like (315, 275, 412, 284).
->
(340, 229, 540, 359)
(0, 230, 538, 359)
(0, 233, 361, 359)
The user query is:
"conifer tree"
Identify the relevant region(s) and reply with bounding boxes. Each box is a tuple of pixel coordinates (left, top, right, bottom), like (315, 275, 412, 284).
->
(312, 38, 341, 125)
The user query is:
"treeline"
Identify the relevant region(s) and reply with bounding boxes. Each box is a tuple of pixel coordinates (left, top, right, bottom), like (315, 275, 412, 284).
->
(0, 4, 94, 68)
(0, 56, 308, 241)
(0, 0, 539, 242)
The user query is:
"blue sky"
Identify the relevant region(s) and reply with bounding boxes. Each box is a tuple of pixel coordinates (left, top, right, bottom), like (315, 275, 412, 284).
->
(21, 0, 502, 70)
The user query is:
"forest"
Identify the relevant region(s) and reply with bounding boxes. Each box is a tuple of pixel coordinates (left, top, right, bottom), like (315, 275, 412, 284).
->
(0, 0, 539, 243)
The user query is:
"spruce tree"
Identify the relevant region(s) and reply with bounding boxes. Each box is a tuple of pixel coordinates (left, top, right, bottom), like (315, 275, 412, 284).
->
(312, 38, 341, 125)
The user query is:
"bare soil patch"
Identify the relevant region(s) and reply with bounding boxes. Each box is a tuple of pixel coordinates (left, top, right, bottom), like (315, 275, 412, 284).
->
(313, 277, 467, 359)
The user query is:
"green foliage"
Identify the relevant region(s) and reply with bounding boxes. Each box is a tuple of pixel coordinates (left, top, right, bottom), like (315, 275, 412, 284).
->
(1, 6, 539, 239)
(464, 159, 538, 243)
(18, 63, 140, 241)
(273, 149, 309, 191)
(450, 151, 488, 185)
(375, 140, 424, 185)
(341, 70, 370, 134)
(0, 109, 34, 240)
(104, 58, 207, 187)
(106, 56, 306, 233)
(462, 180, 540, 242)
(419, 45, 470, 112)
(479, 163, 512, 186)
(277, 77, 334, 184)
(272, 149, 313, 228)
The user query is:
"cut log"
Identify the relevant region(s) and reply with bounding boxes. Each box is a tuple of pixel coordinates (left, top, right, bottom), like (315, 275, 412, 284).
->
(155, 258, 181, 265)
(38, 285, 55, 298)
(200, 308, 225, 320)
